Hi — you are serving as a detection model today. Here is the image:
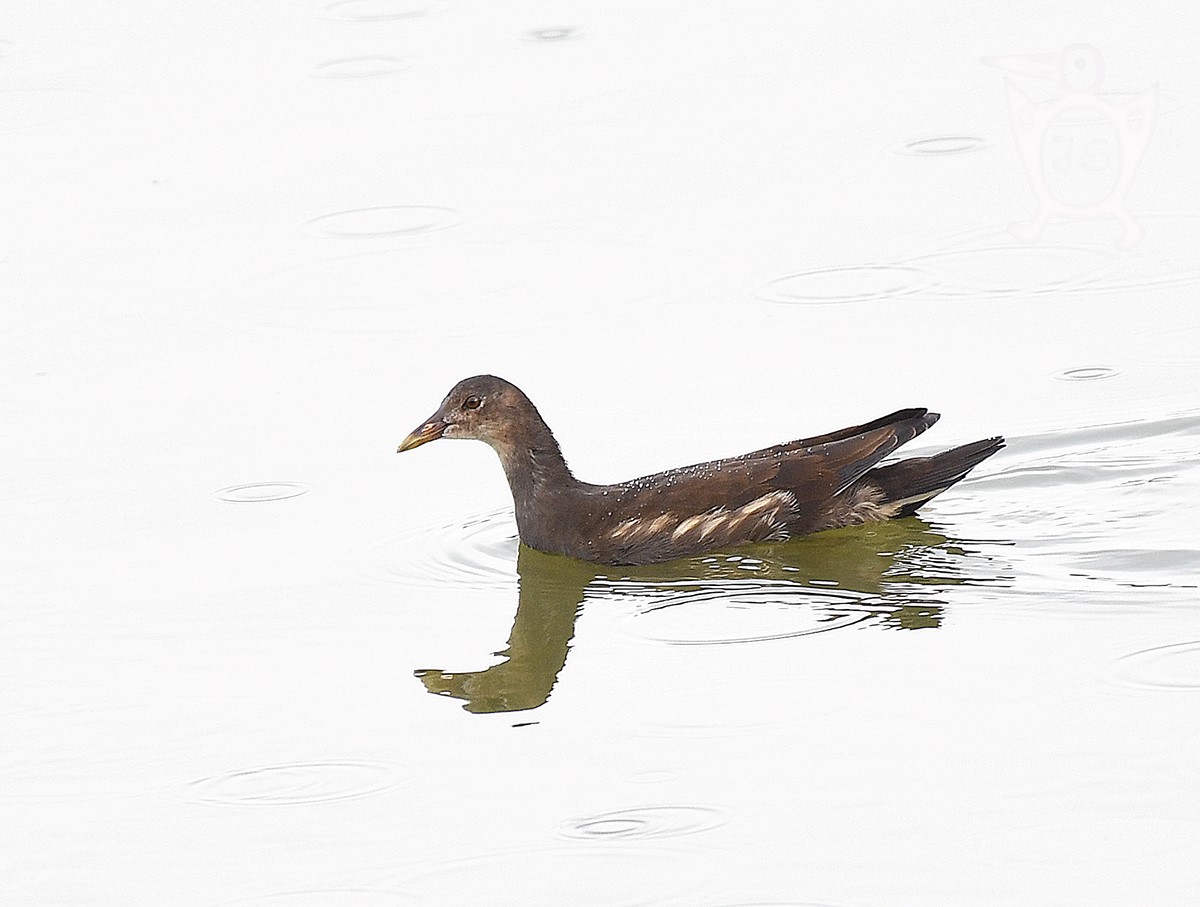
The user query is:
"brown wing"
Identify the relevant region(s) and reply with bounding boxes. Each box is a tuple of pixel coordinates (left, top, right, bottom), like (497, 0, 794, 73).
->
(726, 408, 936, 464)
(593, 410, 939, 564)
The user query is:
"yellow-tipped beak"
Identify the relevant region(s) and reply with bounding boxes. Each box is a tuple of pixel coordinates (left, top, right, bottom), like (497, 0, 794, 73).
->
(397, 419, 446, 453)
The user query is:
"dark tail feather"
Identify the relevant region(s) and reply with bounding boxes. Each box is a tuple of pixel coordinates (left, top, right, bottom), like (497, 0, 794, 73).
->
(867, 436, 1005, 518)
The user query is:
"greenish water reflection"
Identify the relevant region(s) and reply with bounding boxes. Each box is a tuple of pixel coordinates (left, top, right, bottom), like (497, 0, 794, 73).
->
(415, 519, 1002, 713)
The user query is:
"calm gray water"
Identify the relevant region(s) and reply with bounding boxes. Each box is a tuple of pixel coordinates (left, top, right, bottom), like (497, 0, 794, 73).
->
(4, 2, 1200, 905)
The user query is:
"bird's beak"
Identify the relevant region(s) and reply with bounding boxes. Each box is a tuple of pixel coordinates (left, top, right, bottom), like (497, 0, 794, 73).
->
(397, 416, 447, 453)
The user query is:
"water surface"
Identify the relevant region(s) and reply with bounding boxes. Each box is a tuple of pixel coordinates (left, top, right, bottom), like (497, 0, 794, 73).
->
(4, 2, 1200, 905)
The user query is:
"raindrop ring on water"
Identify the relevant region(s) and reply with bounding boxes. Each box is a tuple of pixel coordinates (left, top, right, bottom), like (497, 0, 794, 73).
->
(312, 57, 409, 79)
(183, 760, 402, 806)
(903, 242, 1113, 297)
(523, 27, 585, 41)
(218, 889, 419, 906)
(758, 264, 931, 305)
(215, 482, 310, 502)
(558, 805, 729, 841)
(899, 135, 990, 155)
(706, 902, 853, 907)
(1054, 366, 1121, 381)
(321, 0, 449, 21)
(626, 769, 679, 784)
(305, 206, 461, 238)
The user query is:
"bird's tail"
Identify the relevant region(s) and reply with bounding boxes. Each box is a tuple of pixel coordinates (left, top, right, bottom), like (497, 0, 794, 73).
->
(867, 436, 1005, 518)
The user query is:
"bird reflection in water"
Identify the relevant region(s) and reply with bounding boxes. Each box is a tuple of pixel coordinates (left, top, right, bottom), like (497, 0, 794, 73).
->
(415, 518, 1004, 714)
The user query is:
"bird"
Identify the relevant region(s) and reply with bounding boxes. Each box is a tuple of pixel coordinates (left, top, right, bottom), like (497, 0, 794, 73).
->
(397, 375, 1003, 566)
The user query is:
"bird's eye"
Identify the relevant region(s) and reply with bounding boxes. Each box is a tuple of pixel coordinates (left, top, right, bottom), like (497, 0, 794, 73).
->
(462, 395, 481, 410)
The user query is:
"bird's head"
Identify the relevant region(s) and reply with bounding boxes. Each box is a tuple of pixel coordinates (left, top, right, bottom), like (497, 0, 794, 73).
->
(397, 374, 531, 452)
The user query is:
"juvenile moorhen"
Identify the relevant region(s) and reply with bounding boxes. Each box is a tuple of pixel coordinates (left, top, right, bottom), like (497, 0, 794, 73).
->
(398, 375, 1003, 566)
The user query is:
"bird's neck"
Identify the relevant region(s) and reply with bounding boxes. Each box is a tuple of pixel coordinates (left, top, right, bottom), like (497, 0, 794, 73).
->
(494, 416, 577, 534)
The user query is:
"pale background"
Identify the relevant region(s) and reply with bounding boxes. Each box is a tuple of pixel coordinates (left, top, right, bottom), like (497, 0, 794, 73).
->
(3, 2, 1200, 905)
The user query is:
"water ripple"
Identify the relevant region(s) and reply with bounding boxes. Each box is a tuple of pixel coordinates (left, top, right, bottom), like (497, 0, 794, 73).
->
(1093, 210, 1200, 290)
(312, 57, 409, 79)
(355, 508, 518, 590)
(215, 482, 310, 503)
(305, 206, 460, 238)
(1068, 549, 1200, 589)
(1111, 641, 1200, 692)
(620, 581, 880, 646)
(626, 769, 679, 784)
(321, 0, 450, 21)
(758, 264, 931, 305)
(218, 890, 418, 907)
(1054, 366, 1121, 381)
(908, 242, 1113, 297)
(710, 903, 853, 907)
(977, 457, 1169, 491)
(558, 804, 729, 840)
(523, 27, 585, 42)
(920, 211, 1200, 293)
(761, 210, 1200, 308)
(899, 135, 990, 155)
(184, 760, 403, 807)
